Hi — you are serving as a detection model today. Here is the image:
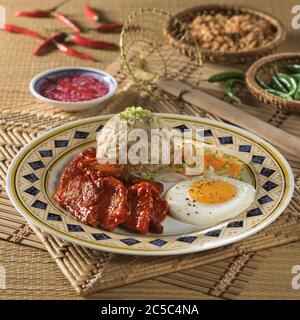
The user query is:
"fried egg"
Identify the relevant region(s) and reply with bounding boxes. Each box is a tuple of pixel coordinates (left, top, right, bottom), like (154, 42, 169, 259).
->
(165, 176, 256, 228)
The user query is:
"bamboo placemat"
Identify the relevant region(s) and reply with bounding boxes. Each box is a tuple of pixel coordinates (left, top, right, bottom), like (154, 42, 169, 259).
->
(1, 55, 300, 297)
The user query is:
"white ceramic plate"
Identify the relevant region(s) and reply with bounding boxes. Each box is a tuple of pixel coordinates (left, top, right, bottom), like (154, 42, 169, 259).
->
(6, 114, 294, 256)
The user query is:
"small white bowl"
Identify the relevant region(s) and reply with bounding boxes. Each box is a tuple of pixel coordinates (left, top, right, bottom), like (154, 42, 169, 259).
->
(29, 67, 117, 112)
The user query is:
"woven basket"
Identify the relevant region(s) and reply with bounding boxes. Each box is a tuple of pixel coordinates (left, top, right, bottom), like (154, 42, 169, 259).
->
(166, 4, 286, 64)
(246, 52, 300, 114)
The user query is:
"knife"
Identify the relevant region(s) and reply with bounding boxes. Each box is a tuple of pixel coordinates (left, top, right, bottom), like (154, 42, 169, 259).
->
(157, 78, 300, 158)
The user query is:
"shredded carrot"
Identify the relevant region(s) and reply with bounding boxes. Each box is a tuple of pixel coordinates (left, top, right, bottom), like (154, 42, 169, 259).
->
(231, 164, 241, 178)
(204, 154, 227, 169)
(204, 153, 242, 178)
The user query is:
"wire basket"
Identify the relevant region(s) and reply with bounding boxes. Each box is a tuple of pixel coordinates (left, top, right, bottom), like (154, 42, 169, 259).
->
(120, 8, 202, 92)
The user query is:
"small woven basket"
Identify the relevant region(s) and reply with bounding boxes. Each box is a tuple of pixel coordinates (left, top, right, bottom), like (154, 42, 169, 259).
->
(246, 52, 300, 114)
(166, 4, 286, 64)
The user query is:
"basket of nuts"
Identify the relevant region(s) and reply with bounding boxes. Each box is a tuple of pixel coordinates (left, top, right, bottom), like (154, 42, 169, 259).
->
(246, 52, 300, 114)
(165, 4, 286, 64)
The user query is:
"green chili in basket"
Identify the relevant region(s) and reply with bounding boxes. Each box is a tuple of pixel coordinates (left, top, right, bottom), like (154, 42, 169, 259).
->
(294, 81, 300, 100)
(271, 75, 288, 93)
(277, 73, 297, 96)
(254, 66, 300, 101)
(291, 73, 300, 82)
(207, 71, 245, 82)
(286, 64, 300, 73)
(224, 79, 244, 104)
(265, 88, 293, 100)
(255, 75, 271, 89)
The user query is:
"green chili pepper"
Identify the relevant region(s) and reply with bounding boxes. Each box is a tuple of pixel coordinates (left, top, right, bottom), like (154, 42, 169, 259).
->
(294, 81, 300, 100)
(255, 75, 271, 89)
(277, 73, 297, 96)
(224, 79, 243, 104)
(290, 73, 300, 82)
(286, 64, 300, 73)
(266, 88, 292, 100)
(271, 75, 288, 93)
(207, 71, 245, 82)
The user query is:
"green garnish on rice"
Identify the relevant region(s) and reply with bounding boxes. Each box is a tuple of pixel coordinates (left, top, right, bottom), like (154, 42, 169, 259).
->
(120, 106, 153, 127)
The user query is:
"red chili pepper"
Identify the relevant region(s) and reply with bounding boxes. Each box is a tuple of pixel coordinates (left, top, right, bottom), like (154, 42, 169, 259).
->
(54, 12, 81, 33)
(15, 0, 70, 18)
(97, 23, 123, 33)
(15, 10, 52, 18)
(84, 5, 101, 22)
(55, 42, 97, 61)
(33, 33, 66, 56)
(69, 34, 118, 49)
(0, 24, 45, 40)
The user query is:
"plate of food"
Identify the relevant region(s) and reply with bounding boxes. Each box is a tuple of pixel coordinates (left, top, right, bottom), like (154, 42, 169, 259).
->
(6, 107, 294, 255)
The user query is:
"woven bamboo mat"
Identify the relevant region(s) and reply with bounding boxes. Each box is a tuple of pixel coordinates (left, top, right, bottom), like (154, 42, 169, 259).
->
(1, 55, 300, 297)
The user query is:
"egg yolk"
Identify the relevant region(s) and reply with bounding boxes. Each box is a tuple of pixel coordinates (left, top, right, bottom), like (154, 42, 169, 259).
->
(189, 179, 237, 204)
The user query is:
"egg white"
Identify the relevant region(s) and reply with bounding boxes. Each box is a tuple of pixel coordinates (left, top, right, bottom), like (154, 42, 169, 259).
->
(164, 176, 256, 228)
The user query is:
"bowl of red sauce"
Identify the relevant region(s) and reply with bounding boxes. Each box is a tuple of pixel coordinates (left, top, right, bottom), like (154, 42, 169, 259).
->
(29, 67, 117, 112)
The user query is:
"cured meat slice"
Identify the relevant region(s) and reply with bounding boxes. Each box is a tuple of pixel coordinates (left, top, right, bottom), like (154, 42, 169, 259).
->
(122, 183, 153, 234)
(123, 182, 169, 234)
(86, 176, 127, 230)
(148, 187, 170, 234)
(55, 148, 167, 233)
(79, 148, 164, 194)
(54, 149, 127, 231)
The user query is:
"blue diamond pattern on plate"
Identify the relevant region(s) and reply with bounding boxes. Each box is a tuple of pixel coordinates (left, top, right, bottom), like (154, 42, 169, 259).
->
(67, 224, 84, 232)
(173, 124, 190, 132)
(28, 160, 45, 170)
(39, 150, 53, 157)
(258, 195, 273, 205)
(262, 181, 278, 192)
(227, 220, 243, 228)
(260, 167, 275, 178)
(31, 199, 47, 210)
(23, 173, 39, 183)
(177, 236, 197, 243)
(92, 233, 111, 240)
(54, 140, 69, 148)
(205, 229, 221, 237)
(251, 155, 265, 164)
(238, 145, 252, 153)
(96, 124, 104, 132)
(120, 238, 140, 246)
(47, 213, 62, 221)
(74, 131, 90, 139)
(149, 239, 167, 247)
(24, 186, 40, 196)
(198, 129, 213, 137)
(218, 136, 233, 144)
(247, 207, 263, 217)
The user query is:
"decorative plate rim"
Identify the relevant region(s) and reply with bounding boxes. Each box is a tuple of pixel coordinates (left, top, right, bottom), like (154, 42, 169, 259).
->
(6, 114, 294, 256)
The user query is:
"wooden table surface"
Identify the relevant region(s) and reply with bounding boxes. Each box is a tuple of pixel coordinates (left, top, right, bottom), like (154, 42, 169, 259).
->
(0, 0, 300, 300)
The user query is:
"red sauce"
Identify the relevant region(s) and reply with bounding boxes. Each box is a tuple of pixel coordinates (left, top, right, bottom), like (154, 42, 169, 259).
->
(40, 74, 109, 102)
